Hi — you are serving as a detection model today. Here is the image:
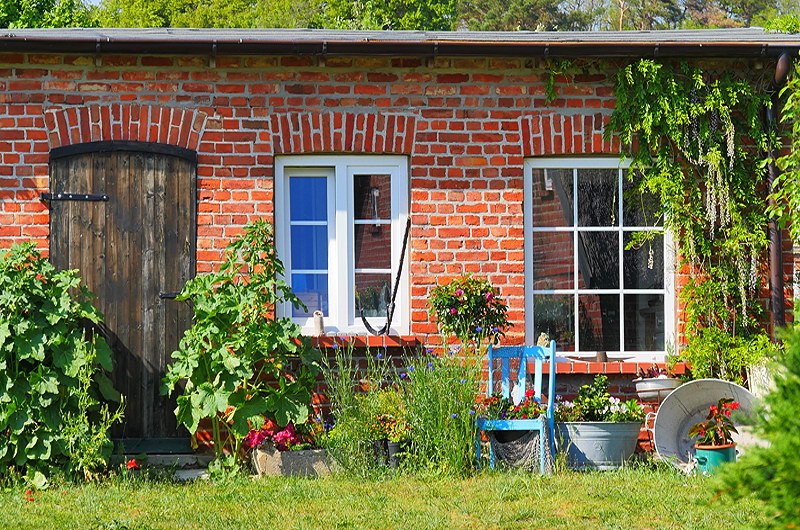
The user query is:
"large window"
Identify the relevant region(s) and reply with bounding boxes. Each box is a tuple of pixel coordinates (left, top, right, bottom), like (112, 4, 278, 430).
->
(275, 155, 409, 334)
(524, 158, 674, 361)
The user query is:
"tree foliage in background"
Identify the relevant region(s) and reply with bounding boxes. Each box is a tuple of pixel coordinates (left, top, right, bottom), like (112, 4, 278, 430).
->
(0, 0, 95, 28)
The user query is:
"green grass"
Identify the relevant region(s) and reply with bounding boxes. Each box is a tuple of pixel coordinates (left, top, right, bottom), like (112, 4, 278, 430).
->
(0, 467, 769, 529)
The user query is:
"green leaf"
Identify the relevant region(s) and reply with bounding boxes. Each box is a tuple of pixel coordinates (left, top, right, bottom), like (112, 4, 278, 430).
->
(229, 396, 267, 436)
(96, 373, 121, 403)
(94, 338, 114, 372)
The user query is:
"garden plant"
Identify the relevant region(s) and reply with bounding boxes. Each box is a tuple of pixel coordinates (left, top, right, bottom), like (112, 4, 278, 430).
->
(0, 243, 122, 486)
(162, 219, 321, 475)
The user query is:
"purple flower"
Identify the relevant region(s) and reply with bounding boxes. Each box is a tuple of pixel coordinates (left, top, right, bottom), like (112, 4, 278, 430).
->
(451, 414, 457, 418)
(427, 362, 433, 367)
(492, 327, 499, 332)
(460, 379, 467, 384)
(426, 348, 434, 353)
(475, 326, 483, 332)
(331, 344, 339, 349)
(376, 353, 383, 358)
(469, 410, 476, 415)
(400, 373, 406, 378)
(408, 366, 415, 372)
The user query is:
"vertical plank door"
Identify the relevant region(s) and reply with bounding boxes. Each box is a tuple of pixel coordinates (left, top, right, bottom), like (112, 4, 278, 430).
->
(49, 141, 196, 442)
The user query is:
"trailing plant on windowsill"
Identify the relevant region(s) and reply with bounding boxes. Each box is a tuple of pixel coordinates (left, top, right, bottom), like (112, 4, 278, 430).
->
(608, 59, 775, 382)
(0, 243, 122, 486)
(162, 219, 322, 475)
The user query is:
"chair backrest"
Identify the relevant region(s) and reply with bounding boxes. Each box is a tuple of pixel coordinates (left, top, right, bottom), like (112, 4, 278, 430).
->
(487, 341, 557, 414)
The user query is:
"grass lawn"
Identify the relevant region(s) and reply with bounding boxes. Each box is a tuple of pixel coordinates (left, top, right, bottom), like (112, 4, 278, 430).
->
(0, 466, 768, 529)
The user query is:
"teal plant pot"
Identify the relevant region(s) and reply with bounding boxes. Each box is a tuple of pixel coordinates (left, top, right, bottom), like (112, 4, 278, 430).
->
(694, 443, 736, 474)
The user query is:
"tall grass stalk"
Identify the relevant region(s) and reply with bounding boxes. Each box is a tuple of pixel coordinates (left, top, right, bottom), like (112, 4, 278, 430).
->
(401, 346, 480, 476)
(322, 341, 394, 477)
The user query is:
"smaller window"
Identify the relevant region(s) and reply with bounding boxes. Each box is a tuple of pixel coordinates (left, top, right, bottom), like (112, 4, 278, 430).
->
(524, 157, 674, 361)
(275, 155, 409, 334)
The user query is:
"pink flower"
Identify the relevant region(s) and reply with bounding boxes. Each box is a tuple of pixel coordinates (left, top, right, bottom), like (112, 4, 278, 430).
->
(485, 292, 494, 301)
(450, 308, 457, 315)
(455, 289, 464, 296)
(272, 424, 300, 451)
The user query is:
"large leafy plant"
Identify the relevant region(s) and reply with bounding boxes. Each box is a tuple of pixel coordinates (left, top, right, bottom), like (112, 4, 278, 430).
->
(0, 242, 121, 483)
(554, 375, 644, 423)
(162, 219, 321, 471)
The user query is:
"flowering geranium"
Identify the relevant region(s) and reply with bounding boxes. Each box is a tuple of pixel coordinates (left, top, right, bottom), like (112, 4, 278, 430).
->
(475, 390, 545, 420)
(244, 416, 321, 451)
(688, 398, 740, 446)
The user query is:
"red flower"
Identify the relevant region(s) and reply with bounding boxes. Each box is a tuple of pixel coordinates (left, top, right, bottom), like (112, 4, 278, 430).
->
(525, 389, 535, 398)
(126, 459, 139, 470)
(25, 490, 32, 495)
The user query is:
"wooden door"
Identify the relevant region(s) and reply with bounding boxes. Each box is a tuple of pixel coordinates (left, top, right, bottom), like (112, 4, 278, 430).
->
(49, 141, 196, 442)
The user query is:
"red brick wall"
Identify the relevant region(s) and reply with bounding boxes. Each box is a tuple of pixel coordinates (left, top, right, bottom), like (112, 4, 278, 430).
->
(0, 51, 791, 349)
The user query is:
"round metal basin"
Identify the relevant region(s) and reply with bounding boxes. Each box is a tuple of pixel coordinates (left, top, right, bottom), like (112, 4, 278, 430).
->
(653, 378, 758, 469)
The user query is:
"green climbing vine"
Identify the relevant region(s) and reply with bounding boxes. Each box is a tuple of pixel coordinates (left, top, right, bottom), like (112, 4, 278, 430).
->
(607, 59, 777, 382)
(769, 61, 800, 244)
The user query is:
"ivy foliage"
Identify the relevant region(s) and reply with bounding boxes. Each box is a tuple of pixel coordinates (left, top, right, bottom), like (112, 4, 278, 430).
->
(608, 60, 772, 380)
(162, 219, 321, 470)
(769, 61, 800, 243)
(0, 243, 121, 483)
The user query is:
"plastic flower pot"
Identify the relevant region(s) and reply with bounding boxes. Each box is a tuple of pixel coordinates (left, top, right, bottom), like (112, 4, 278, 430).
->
(387, 441, 405, 470)
(556, 422, 643, 470)
(694, 443, 736, 475)
(373, 439, 389, 467)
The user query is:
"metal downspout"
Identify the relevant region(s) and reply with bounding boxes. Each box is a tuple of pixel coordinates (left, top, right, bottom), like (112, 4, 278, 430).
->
(766, 51, 793, 336)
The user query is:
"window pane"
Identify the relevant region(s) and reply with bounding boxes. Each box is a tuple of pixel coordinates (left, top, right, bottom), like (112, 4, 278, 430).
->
(623, 232, 664, 290)
(355, 273, 391, 318)
(531, 168, 573, 227)
(290, 176, 327, 222)
(291, 273, 328, 317)
(291, 225, 327, 270)
(354, 174, 391, 220)
(577, 168, 618, 227)
(623, 170, 662, 227)
(533, 294, 575, 352)
(577, 232, 619, 289)
(624, 294, 665, 351)
(579, 294, 620, 352)
(354, 224, 391, 270)
(532, 231, 573, 290)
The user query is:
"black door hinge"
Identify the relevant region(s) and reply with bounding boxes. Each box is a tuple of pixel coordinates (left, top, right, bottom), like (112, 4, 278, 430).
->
(40, 193, 109, 202)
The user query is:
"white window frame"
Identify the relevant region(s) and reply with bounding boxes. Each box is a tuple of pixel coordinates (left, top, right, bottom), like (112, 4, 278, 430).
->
(523, 157, 675, 361)
(275, 155, 410, 335)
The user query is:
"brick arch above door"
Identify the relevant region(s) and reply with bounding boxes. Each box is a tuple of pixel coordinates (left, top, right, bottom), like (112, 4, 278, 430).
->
(44, 104, 209, 151)
(519, 113, 621, 157)
(270, 112, 417, 155)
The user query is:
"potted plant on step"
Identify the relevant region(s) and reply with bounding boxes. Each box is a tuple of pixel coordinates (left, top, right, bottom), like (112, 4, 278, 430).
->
(633, 364, 682, 402)
(555, 375, 645, 470)
(247, 416, 333, 477)
(688, 397, 739, 474)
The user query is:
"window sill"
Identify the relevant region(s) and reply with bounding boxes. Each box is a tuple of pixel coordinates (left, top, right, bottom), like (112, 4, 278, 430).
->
(533, 361, 688, 376)
(306, 335, 422, 349)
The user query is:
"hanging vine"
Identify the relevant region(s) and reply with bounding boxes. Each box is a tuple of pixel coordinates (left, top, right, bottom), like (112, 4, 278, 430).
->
(607, 59, 775, 382)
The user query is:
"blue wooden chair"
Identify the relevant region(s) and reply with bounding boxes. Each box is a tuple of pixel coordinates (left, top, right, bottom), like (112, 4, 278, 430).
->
(475, 341, 557, 474)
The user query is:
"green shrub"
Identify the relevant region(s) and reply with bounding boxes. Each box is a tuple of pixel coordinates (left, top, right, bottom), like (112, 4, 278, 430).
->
(162, 219, 321, 474)
(0, 242, 122, 484)
(715, 325, 800, 525)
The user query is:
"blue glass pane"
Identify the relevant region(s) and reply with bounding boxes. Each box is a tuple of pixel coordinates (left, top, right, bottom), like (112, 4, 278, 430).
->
(291, 225, 328, 270)
(290, 177, 327, 222)
(291, 273, 328, 317)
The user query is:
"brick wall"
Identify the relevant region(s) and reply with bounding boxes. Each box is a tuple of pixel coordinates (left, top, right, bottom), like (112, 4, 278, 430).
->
(0, 51, 792, 351)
